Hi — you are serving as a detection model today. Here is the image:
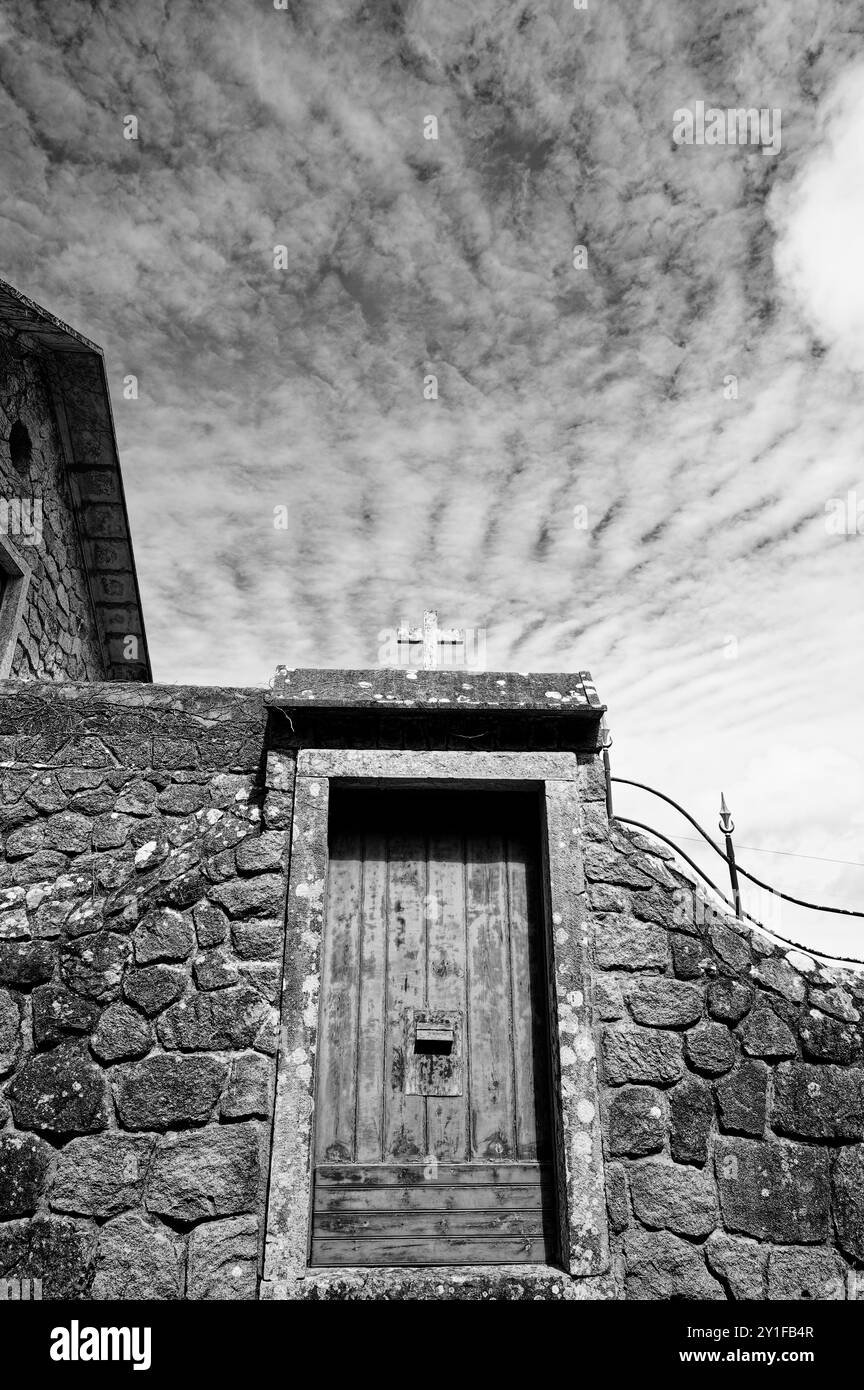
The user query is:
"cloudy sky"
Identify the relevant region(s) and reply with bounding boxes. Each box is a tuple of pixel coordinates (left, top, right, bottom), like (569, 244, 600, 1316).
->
(1, 0, 863, 955)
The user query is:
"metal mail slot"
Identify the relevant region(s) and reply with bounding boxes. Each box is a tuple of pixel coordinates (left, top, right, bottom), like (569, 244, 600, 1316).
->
(405, 1008, 463, 1095)
(415, 1022, 455, 1051)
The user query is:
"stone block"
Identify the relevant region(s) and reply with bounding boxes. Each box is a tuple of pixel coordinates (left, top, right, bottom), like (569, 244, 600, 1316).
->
(156, 783, 209, 815)
(91, 1002, 152, 1062)
(5, 821, 46, 858)
(0, 940, 54, 988)
(624, 1229, 724, 1300)
(91, 813, 135, 850)
(133, 908, 195, 964)
(766, 1248, 846, 1300)
(715, 1137, 829, 1243)
(608, 1085, 666, 1157)
(704, 1233, 766, 1300)
(123, 964, 186, 1016)
(799, 1012, 861, 1064)
(583, 845, 654, 889)
(0, 1132, 53, 1217)
(685, 1023, 738, 1076)
(4, 850, 67, 886)
(159, 867, 205, 910)
(145, 1122, 261, 1221)
(208, 874, 285, 919)
(628, 1161, 719, 1237)
(92, 1212, 184, 1299)
(832, 1144, 864, 1261)
(115, 779, 158, 815)
(9, 1042, 109, 1135)
(627, 977, 702, 1028)
(193, 947, 240, 991)
(65, 897, 106, 938)
(739, 1005, 797, 1060)
(629, 885, 682, 930)
(0, 986, 21, 1072)
(707, 978, 752, 1023)
(602, 1026, 683, 1086)
(755, 956, 806, 1003)
(231, 919, 283, 961)
(220, 1052, 273, 1120)
(809, 986, 859, 1024)
(772, 1062, 864, 1141)
(235, 831, 285, 874)
(670, 933, 705, 981)
(60, 931, 130, 1001)
(605, 1162, 628, 1233)
(237, 961, 281, 1006)
(201, 816, 248, 857)
(263, 790, 293, 830)
(0, 906, 30, 939)
(113, 1054, 227, 1130)
(708, 922, 750, 974)
(594, 975, 625, 1022)
(51, 1133, 156, 1218)
(44, 811, 93, 853)
(187, 1214, 258, 1299)
(668, 1074, 713, 1166)
(156, 985, 269, 1051)
(715, 1060, 767, 1137)
(34, 898, 75, 938)
(587, 884, 628, 915)
(31, 984, 98, 1047)
(595, 916, 668, 972)
(0, 1214, 95, 1299)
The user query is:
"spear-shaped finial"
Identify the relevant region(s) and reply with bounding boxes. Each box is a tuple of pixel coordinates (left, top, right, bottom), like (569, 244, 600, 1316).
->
(719, 793, 741, 917)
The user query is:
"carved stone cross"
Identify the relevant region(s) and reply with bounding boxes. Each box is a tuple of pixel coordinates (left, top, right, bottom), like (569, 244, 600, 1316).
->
(396, 610, 464, 669)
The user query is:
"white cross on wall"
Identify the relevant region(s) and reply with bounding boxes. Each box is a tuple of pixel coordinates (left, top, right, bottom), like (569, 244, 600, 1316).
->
(396, 610, 465, 669)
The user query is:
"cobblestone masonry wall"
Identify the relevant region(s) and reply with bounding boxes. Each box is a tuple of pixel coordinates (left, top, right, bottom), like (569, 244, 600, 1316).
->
(0, 683, 862, 1300)
(0, 333, 106, 681)
(579, 777, 864, 1302)
(0, 685, 284, 1298)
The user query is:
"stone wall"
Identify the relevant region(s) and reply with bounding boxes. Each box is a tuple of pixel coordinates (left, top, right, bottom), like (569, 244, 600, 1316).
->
(1, 680, 862, 1300)
(0, 684, 288, 1297)
(0, 333, 106, 681)
(582, 794, 864, 1301)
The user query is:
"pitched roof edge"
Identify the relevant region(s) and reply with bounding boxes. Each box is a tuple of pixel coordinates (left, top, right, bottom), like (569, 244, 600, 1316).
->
(0, 278, 152, 681)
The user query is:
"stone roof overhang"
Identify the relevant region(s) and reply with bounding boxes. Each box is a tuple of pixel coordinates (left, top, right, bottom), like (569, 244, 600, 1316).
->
(268, 666, 604, 713)
(266, 668, 606, 754)
(0, 278, 151, 681)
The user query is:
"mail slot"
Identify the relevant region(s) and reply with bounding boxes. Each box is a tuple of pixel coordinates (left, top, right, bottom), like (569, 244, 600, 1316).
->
(405, 1008, 463, 1096)
(414, 1021, 455, 1053)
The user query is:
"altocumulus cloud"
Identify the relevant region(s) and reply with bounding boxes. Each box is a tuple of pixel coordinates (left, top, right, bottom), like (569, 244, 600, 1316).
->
(0, 0, 863, 951)
(772, 61, 864, 369)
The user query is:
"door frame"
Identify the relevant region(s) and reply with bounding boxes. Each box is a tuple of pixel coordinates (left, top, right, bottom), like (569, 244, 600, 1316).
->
(261, 749, 610, 1299)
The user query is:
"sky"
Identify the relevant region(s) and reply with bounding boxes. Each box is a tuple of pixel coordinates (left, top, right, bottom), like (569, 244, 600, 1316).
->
(1, 0, 863, 955)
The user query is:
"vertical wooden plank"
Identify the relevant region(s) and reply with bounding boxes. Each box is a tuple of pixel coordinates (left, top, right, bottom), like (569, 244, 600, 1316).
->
(465, 835, 516, 1160)
(426, 834, 468, 1162)
(383, 832, 426, 1160)
(314, 833, 362, 1163)
(507, 837, 550, 1160)
(355, 832, 387, 1162)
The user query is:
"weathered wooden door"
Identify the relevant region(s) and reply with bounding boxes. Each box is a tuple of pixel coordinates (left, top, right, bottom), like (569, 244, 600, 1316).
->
(311, 787, 557, 1267)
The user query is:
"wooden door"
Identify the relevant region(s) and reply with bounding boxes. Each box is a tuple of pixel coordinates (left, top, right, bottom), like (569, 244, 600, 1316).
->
(311, 787, 557, 1267)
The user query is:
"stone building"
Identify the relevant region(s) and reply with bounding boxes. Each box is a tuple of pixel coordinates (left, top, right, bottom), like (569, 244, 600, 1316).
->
(0, 286, 862, 1301)
(0, 278, 150, 683)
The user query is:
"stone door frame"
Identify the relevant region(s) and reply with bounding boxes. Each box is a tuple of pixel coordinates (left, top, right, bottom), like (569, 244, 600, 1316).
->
(261, 749, 609, 1299)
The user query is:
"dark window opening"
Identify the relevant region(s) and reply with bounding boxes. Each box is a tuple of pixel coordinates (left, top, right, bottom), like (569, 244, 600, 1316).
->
(9, 422, 32, 473)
